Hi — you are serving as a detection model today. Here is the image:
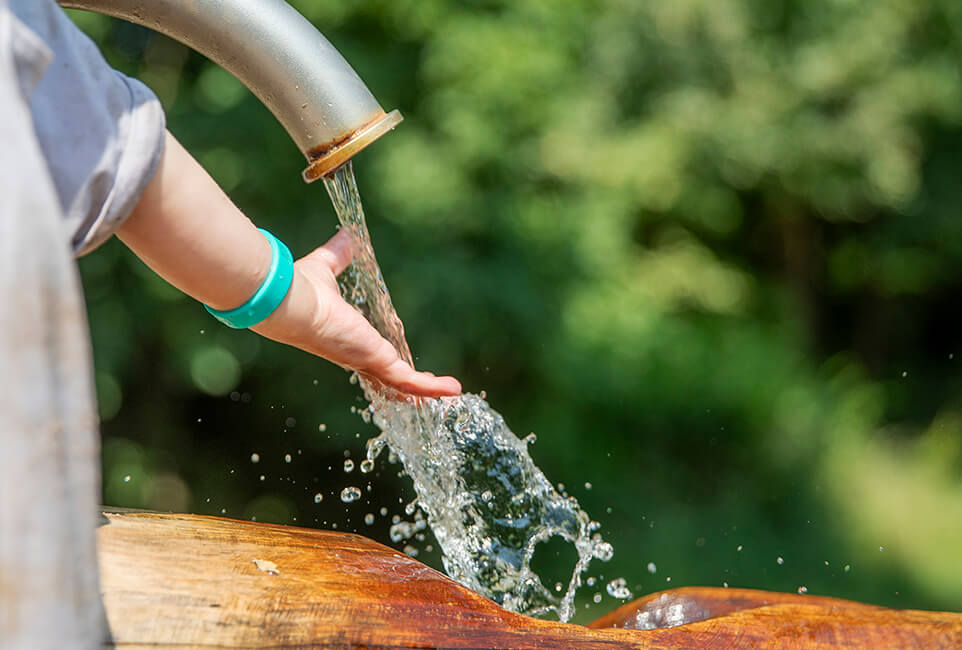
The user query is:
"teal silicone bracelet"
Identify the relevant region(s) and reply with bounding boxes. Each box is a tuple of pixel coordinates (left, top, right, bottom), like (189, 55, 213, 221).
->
(204, 228, 294, 329)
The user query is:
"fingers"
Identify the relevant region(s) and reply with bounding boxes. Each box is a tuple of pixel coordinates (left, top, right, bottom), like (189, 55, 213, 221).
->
(306, 228, 355, 276)
(374, 358, 462, 398)
(310, 292, 462, 398)
(354, 334, 461, 398)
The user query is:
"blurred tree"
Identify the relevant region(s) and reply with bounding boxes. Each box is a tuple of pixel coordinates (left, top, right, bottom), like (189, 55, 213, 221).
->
(70, 0, 962, 620)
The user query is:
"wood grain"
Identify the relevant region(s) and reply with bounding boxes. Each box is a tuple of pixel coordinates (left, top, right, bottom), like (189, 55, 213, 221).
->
(97, 511, 962, 648)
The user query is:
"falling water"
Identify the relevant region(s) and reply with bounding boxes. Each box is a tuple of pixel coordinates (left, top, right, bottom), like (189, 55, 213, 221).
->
(323, 161, 613, 621)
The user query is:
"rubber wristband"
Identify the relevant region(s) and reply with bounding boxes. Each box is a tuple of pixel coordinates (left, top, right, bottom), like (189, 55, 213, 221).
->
(204, 228, 294, 329)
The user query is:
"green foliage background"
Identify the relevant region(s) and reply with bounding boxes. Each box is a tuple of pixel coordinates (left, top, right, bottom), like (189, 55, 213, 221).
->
(69, 0, 962, 620)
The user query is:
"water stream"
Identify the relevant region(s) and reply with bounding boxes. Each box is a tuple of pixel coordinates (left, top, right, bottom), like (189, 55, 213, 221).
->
(323, 161, 614, 621)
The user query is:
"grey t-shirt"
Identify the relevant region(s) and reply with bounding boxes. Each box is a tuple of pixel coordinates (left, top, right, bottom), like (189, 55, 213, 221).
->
(9, 0, 165, 254)
(0, 2, 164, 648)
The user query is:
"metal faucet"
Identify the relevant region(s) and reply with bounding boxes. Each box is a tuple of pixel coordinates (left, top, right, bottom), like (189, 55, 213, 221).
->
(58, 0, 402, 182)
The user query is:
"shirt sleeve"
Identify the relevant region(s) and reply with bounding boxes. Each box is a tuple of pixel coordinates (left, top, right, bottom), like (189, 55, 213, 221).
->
(10, 0, 166, 256)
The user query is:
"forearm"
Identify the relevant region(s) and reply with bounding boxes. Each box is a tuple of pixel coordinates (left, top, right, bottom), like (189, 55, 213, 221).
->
(116, 131, 272, 311)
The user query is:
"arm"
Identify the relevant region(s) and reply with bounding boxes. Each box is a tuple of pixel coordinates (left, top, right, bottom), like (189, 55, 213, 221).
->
(117, 130, 461, 398)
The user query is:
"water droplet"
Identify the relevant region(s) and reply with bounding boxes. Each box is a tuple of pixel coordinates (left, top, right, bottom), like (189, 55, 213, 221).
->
(360, 459, 375, 473)
(379, 507, 388, 516)
(666, 576, 672, 582)
(844, 564, 851, 572)
(314, 493, 323, 504)
(364, 513, 374, 525)
(123, 475, 131, 483)
(340, 487, 361, 503)
(390, 521, 418, 542)
(647, 562, 657, 574)
(879, 546, 884, 553)
(344, 459, 355, 473)
(318, 423, 327, 432)
(901, 371, 908, 378)
(584, 482, 592, 490)
(250, 453, 260, 464)
(405, 500, 418, 515)
(481, 490, 493, 502)
(737, 545, 743, 552)
(259, 475, 265, 481)
(776, 556, 784, 565)
(723, 582, 729, 588)
(594, 541, 614, 562)
(403, 545, 419, 557)
(284, 454, 292, 463)
(592, 593, 602, 603)
(797, 586, 808, 594)
(285, 417, 296, 428)
(523, 432, 537, 445)
(606, 577, 632, 599)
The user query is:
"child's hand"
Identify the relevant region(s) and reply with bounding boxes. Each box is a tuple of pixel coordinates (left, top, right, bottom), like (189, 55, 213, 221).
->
(118, 131, 461, 399)
(251, 228, 461, 398)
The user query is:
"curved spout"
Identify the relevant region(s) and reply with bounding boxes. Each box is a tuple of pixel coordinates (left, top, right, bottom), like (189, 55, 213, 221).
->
(58, 0, 402, 181)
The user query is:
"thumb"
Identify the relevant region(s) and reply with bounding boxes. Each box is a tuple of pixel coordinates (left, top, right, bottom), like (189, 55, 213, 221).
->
(304, 228, 355, 276)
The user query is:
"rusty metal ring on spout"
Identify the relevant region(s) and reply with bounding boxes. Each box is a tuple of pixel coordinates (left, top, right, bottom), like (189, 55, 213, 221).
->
(302, 110, 403, 182)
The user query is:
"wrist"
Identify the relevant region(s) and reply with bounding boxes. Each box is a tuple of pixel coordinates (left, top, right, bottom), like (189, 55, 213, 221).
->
(201, 233, 273, 311)
(204, 229, 293, 329)
(249, 264, 316, 349)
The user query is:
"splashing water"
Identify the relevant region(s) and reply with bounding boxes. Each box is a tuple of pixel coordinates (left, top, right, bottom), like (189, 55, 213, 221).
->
(323, 161, 613, 621)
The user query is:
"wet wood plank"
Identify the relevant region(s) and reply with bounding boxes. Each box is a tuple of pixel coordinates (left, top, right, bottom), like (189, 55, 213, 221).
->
(97, 512, 962, 648)
(98, 511, 640, 649)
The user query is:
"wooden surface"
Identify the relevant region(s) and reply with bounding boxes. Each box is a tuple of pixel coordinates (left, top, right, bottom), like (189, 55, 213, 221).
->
(97, 511, 962, 648)
(590, 586, 962, 647)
